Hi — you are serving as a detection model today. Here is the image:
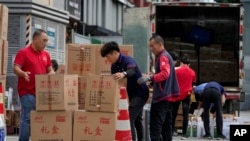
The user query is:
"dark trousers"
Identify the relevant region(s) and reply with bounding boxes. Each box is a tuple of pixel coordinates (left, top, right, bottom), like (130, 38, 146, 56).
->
(172, 95, 190, 136)
(150, 100, 173, 141)
(189, 102, 199, 114)
(202, 88, 223, 136)
(129, 94, 149, 141)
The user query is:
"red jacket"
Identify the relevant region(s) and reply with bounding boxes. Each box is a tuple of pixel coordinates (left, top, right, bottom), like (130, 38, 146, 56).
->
(174, 65, 196, 101)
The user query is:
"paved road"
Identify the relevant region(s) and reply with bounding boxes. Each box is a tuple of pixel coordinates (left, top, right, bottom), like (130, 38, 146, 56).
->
(6, 111, 250, 141)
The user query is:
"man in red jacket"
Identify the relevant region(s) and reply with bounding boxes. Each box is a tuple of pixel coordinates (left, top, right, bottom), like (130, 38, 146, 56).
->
(138, 35, 179, 141)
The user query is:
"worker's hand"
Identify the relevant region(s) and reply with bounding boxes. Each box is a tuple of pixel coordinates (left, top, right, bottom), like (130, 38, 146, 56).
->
(23, 71, 31, 82)
(137, 76, 150, 85)
(112, 72, 125, 80)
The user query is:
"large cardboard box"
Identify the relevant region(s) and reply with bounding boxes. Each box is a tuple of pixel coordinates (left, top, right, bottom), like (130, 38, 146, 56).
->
(35, 74, 78, 111)
(0, 75, 5, 94)
(31, 110, 73, 141)
(55, 64, 66, 74)
(73, 110, 117, 141)
(0, 4, 8, 40)
(5, 110, 15, 126)
(66, 44, 96, 75)
(0, 39, 8, 74)
(78, 76, 87, 110)
(66, 44, 133, 75)
(85, 74, 127, 113)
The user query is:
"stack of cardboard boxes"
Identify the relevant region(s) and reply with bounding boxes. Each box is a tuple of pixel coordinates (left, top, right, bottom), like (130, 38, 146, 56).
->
(0, 3, 8, 128)
(31, 44, 133, 141)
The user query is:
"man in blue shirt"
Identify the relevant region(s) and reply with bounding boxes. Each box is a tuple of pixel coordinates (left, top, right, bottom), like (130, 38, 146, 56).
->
(194, 82, 226, 140)
(100, 41, 149, 141)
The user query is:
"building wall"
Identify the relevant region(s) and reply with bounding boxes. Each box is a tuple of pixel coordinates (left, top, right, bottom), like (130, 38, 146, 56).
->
(32, 16, 66, 64)
(83, 0, 126, 34)
(52, 0, 65, 11)
(3, 0, 69, 109)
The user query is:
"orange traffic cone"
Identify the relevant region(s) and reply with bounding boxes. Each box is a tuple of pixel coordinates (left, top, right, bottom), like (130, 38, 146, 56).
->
(115, 87, 132, 141)
(0, 83, 4, 114)
(0, 83, 5, 123)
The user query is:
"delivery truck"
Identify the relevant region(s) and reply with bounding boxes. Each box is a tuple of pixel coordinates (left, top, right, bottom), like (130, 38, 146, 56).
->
(123, 1, 244, 115)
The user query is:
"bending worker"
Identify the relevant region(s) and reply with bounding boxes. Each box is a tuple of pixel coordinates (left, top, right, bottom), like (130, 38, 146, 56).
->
(194, 81, 226, 140)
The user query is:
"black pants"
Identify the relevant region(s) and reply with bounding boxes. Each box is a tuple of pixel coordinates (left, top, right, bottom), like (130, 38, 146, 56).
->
(202, 88, 223, 136)
(150, 100, 173, 141)
(172, 95, 190, 136)
(129, 94, 149, 141)
(189, 102, 199, 114)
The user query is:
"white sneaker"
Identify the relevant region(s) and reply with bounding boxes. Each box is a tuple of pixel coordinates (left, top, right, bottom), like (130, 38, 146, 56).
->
(181, 136, 187, 140)
(173, 131, 178, 136)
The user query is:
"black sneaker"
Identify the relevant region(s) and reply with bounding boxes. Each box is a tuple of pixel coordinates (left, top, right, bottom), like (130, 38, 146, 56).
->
(216, 135, 226, 140)
(203, 134, 212, 139)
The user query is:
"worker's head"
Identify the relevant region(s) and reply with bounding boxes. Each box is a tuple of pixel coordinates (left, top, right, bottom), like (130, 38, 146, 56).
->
(32, 29, 48, 52)
(149, 35, 165, 56)
(100, 41, 120, 64)
(180, 53, 190, 65)
(51, 59, 59, 72)
(169, 51, 179, 65)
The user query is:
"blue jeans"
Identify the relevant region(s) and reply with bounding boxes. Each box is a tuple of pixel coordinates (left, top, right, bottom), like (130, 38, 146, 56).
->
(19, 94, 36, 141)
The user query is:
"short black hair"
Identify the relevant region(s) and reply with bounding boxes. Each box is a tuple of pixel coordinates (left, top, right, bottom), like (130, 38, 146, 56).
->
(51, 59, 59, 71)
(149, 34, 164, 45)
(100, 41, 120, 57)
(169, 51, 179, 61)
(180, 53, 190, 64)
(32, 29, 46, 40)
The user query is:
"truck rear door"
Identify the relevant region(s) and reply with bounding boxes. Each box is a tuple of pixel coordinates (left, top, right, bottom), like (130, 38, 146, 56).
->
(123, 7, 151, 73)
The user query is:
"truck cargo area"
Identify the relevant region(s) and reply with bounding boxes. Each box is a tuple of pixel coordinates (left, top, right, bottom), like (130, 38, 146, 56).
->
(154, 3, 242, 114)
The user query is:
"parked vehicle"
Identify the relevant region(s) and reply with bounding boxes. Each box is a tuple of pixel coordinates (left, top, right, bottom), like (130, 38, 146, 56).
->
(123, 1, 244, 115)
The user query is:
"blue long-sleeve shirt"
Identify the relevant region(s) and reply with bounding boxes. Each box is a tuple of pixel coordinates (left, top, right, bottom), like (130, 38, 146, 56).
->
(204, 81, 225, 95)
(194, 83, 207, 94)
(194, 81, 224, 95)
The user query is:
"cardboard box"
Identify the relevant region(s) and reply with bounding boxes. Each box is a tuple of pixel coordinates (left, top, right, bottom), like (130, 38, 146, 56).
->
(35, 74, 78, 111)
(5, 110, 15, 126)
(0, 75, 5, 95)
(78, 76, 87, 110)
(13, 110, 20, 127)
(85, 74, 127, 113)
(66, 44, 133, 75)
(0, 39, 8, 74)
(73, 110, 117, 141)
(0, 4, 8, 40)
(55, 64, 66, 74)
(31, 110, 73, 141)
(66, 44, 96, 75)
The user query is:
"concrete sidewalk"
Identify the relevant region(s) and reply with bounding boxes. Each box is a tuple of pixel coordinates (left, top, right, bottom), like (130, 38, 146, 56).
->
(6, 110, 250, 141)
